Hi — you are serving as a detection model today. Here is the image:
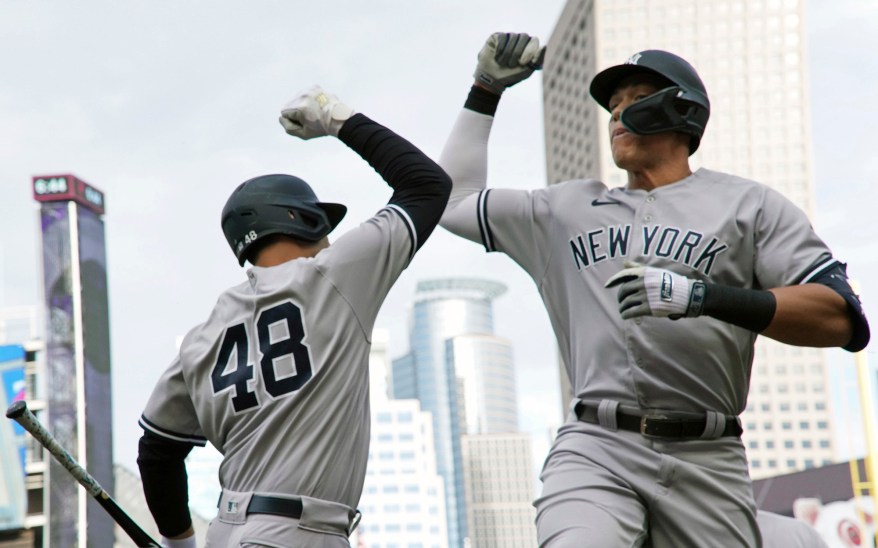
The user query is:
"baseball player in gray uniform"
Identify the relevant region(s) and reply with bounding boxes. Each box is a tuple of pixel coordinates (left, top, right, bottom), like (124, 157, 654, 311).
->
(136, 85, 450, 547)
(439, 33, 870, 547)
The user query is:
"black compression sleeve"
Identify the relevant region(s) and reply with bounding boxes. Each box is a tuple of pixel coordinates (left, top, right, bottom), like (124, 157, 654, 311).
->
(337, 113, 451, 251)
(699, 282, 777, 333)
(137, 431, 194, 537)
(464, 85, 502, 116)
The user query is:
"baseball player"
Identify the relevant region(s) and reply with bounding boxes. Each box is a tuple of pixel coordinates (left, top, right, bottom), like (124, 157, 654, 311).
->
(136, 85, 450, 547)
(439, 33, 870, 547)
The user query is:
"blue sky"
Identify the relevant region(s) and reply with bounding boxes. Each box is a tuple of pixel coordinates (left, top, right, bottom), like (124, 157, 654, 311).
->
(0, 1, 874, 478)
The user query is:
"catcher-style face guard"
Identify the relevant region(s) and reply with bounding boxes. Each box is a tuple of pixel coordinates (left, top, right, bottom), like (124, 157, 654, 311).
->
(620, 86, 705, 137)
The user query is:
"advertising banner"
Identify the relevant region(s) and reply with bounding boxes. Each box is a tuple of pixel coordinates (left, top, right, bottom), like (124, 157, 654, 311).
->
(0, 344, 27, 531)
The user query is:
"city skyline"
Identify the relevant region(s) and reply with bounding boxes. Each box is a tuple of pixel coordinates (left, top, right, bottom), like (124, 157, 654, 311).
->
(0, 2, 874, 543)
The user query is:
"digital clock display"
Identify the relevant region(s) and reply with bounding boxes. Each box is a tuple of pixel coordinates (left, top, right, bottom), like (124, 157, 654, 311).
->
(32, 174, 105, 215)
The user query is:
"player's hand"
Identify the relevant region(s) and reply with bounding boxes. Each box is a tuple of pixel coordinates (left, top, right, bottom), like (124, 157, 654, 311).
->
(473, 32, 545, 95)
(279, 85, 355, 140)
(604, 261, 705, 320)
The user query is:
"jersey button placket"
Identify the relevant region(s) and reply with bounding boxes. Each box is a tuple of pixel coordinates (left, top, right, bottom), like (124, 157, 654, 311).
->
(643, 194, 655, 223)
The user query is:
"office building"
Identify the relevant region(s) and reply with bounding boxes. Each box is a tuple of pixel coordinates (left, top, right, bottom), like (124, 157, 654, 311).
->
(356, 329, 448, 548)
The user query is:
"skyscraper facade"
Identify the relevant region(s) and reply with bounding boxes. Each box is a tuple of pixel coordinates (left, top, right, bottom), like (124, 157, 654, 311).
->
(544, 0, 833, 479)
(392, 279, 536, 547)
(392, 279, 507, 547)
(356, 329, 448, 548)
(461, 433, 536, 548)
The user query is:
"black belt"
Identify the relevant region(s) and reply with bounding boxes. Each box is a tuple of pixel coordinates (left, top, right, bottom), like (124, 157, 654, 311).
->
(575, 402, 742, 439)
(247, 494, 303, 519)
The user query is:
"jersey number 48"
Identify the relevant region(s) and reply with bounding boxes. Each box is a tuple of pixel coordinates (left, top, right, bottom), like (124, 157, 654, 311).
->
(211, 301, 313, 413)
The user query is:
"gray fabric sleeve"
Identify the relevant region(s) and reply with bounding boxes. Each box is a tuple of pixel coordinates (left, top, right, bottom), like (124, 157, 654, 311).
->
(314, 207, 417, 336)
(438, 107, 551, 277)
(139, 351, 207, 446)
(753, 186, 835, 289)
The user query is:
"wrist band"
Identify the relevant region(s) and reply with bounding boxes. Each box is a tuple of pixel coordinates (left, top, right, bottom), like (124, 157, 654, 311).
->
(464, 86, 501, 116)
(162, 535, 196, 548)
(687, 281, 706, 317)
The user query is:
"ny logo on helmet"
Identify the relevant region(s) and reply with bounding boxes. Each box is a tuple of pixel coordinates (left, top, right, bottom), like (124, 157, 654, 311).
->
(626, 53, 643, 65)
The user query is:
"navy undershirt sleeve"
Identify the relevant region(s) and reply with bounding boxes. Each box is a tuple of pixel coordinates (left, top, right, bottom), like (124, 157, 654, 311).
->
(338, 113, 451, 251)
(137, 431, 194, 537)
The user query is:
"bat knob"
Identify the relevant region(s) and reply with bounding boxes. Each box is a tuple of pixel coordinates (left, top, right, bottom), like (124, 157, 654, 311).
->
(6, 400, 28, 419)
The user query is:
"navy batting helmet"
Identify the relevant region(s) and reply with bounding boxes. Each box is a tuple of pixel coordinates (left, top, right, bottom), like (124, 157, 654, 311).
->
(221, 174, 347, 265)
(589, 50, 710, 154)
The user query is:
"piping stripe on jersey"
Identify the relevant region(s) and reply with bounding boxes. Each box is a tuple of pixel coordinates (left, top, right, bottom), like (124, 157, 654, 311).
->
(477, 189, 496, 252)
(798, 257, 840, 285)
(139, 415, 208, 446)
(386, 204, 417, 261)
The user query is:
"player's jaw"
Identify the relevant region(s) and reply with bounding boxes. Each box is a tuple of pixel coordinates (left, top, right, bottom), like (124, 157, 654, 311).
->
(609, 122, 659, 169)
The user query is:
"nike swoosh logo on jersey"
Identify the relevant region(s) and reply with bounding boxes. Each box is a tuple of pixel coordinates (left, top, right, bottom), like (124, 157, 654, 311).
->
(591, 198, 622, 206)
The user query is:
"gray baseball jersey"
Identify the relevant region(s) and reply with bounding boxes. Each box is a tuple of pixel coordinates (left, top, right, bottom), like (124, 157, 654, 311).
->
(440, 108, 838, 417)
(140, 205, 417, 509)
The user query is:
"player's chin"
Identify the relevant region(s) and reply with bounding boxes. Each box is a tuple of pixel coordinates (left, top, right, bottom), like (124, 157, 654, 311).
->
(611, 147, 639, 170)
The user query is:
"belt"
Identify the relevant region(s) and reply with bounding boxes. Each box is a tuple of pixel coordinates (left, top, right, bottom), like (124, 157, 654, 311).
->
(575, 402, 742, 439)
(247, 494, 303, 519)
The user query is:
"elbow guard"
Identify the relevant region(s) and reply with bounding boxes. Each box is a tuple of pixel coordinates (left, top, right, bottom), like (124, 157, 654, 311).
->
(811, 263, 870, 352)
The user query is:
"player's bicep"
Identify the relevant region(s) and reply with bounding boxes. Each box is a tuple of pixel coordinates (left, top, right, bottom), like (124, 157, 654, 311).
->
(139, 355, 207, 446)
(440, 189, 483, 243)
(753, 188, 832, 288)
(480, 188, 553, 276)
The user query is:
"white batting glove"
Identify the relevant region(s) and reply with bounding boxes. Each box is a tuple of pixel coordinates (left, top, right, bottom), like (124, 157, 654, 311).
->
(474, 32, 545, 94)
(279, 85, 355, 140)
(604, 261, 706, 320)
(161, 534, 197, 548)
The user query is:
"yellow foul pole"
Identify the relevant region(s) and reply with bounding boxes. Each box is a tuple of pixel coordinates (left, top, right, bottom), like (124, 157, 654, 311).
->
(851, 281, 877, 543)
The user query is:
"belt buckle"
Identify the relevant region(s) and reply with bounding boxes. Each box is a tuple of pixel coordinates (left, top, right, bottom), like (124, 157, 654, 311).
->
(639, 413, 669, 438)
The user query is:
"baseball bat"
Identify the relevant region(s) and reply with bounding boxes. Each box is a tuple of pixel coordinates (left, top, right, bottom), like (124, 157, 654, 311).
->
(6, 400, 161, 547)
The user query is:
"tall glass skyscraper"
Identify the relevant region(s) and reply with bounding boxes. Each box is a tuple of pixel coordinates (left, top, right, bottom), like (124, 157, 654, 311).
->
(392, 278, 510, 548)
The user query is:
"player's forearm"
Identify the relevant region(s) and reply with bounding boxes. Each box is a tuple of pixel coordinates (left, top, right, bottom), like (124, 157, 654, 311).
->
(137, 433, 194, 537)
(761, 284, 854, 347)
(438, 87, 499, 238)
